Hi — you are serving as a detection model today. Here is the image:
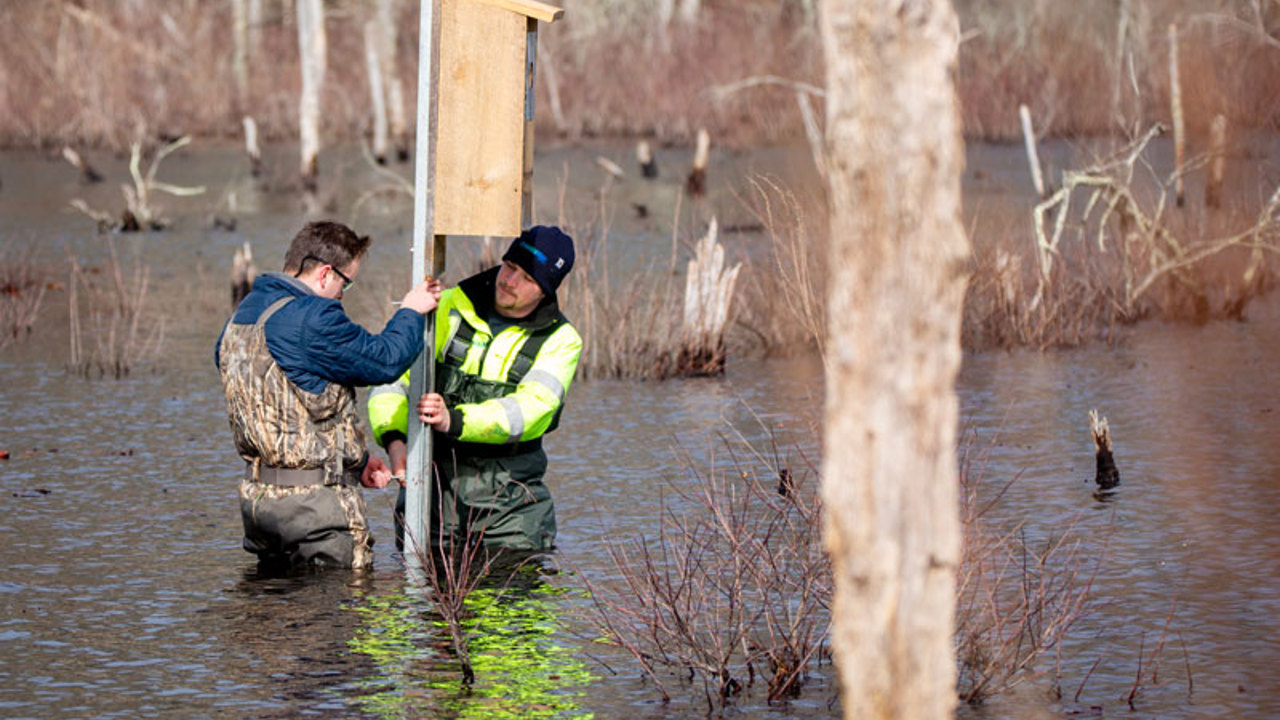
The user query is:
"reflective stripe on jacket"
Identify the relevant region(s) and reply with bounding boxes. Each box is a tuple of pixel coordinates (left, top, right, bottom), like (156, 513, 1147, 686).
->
(368, 266, 582, 447)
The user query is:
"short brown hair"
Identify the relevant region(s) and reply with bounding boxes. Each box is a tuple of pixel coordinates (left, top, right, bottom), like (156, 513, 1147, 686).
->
(282, 221, 371, 274)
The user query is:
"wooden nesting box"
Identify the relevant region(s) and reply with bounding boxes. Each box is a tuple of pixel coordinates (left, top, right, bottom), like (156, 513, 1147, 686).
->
(433, 0, 562, 237)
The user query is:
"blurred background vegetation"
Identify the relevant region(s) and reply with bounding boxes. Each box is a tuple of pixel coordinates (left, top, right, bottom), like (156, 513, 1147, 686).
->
(2, 0, 1278, 151)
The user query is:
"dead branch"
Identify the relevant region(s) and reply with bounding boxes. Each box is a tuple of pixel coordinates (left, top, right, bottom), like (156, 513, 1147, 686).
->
(706, 74, 826, 103)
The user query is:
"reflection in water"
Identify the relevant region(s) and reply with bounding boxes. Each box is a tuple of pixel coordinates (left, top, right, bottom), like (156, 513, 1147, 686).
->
(215, 566, 386, 717)
(347, 564, 593, 719)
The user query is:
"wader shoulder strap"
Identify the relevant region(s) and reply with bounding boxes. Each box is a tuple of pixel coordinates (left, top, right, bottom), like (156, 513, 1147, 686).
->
(505, 317, 562, 384)
(442, 310, 475, 367)
(257, 296, 294, 327)
(219, 296, 293, 370)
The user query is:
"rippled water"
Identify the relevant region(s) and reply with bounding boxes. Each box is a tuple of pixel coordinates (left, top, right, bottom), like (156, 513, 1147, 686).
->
(3, 141, 1280, 718)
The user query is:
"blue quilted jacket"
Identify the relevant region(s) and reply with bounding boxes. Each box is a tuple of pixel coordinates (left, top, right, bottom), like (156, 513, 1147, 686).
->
(215, 272, 424, 394)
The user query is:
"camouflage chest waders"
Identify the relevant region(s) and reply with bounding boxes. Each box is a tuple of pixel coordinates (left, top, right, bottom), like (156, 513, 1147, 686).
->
(219, 297, 375, 569)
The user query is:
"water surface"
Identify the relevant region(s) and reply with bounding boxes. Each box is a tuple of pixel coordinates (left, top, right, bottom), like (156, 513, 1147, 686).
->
(3, 141, 1279, 719)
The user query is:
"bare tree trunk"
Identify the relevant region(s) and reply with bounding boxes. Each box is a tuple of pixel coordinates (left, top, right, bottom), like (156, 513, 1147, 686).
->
(1169, 22, 1185, 207)
(232, 0, 248, 109)
(657, 0, 676, 27)
(248, 0, 263, 57)
(297, 0, 326, 190)
(376, 0, 410, 161)
(242, 115, 262, 177)
(1112, 0, 1131, 132)
(1019, 104, 1045, 197)
(686, 127, 709, 197)
(656, 0, 675, 49)
(677, 0, 700, 25)
(364, 19, 389, 164)
(818, 0, 966, 718)
(1205, 113, 1227, 209)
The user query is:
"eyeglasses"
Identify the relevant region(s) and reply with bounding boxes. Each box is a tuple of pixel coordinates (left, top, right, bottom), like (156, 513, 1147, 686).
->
(298, 254, 355, 292)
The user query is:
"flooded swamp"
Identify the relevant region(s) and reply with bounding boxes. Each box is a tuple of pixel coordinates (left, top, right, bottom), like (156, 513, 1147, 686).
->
(2, 138, 1280, 719)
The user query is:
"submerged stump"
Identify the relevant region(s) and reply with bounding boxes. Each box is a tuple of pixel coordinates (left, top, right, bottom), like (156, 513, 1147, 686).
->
(1090, 409, 1120, 490)
(686, 128, 709, 198)
(231, 242, 258, 307)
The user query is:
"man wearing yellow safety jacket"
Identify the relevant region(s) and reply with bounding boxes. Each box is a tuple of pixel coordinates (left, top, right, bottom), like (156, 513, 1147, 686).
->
(368, 226, 582, 552)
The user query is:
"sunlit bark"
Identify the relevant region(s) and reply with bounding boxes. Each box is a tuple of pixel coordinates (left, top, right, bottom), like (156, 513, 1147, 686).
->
(818, 0, 968, 718)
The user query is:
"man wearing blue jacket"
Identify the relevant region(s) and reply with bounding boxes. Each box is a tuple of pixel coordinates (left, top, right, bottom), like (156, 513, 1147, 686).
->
(216, 221, 441, 569)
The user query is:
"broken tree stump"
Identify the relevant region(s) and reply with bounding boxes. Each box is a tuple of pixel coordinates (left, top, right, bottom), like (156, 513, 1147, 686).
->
(1089, 409, 1120, 490)
(686, 128, 709, 198)
(637, 140, 658, 179)
(62, 146, 103, 184)
(231, 242, 258, 306)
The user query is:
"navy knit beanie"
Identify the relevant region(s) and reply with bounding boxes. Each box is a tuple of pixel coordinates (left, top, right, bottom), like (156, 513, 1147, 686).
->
(502, 226, 575, 296)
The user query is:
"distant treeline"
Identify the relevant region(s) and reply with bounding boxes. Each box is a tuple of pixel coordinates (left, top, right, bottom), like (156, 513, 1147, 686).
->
(1, 0, 1277, 151)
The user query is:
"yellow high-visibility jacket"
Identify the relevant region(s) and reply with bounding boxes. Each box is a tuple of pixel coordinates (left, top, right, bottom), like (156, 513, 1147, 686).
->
(368, 267, 582, 449)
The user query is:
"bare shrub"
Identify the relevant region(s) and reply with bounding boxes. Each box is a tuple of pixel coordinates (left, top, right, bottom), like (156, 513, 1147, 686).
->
(67, 238, 166, 378)
(0, 243, 53, 351)
(398, 476, 542, 689)
(579, 421, 830, 708)
(954, 431, 1101, 704)
(576, 418, 1113, 708)
(967, 125, 1280, 349)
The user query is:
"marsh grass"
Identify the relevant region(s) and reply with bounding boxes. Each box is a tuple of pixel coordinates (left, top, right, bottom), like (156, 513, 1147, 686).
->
(732, 176, 827, 358)
(555, 180, 732, 380)
(0, 242, 53, 351)
(67, 237, 166, 378)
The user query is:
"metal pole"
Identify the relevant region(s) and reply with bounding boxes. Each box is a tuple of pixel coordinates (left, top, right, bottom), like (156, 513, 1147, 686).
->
(405, 0, 439, 575)
(523, 17, 538, 227)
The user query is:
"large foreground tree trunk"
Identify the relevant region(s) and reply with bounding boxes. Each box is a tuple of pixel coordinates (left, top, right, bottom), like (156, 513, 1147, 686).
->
(818, 1, 968, 719)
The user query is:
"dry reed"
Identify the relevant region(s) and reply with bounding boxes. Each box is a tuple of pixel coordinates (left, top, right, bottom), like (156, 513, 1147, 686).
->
(732, 176, 827, 359)
(67, 238, 166, 378)
(0, 243, 53, 351)
(556, 177, 749, 380)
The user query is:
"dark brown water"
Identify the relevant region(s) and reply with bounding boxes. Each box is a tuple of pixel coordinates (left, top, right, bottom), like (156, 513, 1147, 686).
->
(3, 140, 1280, 719)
